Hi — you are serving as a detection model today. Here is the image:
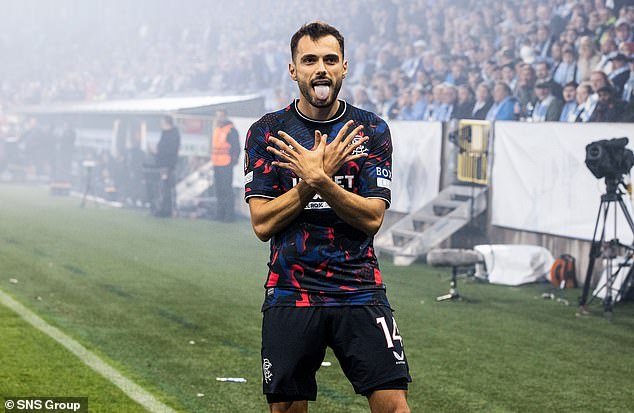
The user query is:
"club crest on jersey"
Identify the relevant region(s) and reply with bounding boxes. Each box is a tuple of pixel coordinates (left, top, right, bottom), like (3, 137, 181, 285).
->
(351, 134, 369, 156)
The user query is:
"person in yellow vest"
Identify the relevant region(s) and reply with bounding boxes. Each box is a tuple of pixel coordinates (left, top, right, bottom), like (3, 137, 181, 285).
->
(211, 108, 240, 221)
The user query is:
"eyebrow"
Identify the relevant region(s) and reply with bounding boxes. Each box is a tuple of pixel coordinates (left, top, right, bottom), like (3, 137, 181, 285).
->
(300, 53, 340, 61)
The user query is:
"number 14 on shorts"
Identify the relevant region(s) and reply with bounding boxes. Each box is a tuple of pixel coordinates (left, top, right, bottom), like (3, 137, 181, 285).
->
(376, 316, 403, 349)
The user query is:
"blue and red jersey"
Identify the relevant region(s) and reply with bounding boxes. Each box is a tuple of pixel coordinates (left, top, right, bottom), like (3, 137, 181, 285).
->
(244, 100, 393, 309)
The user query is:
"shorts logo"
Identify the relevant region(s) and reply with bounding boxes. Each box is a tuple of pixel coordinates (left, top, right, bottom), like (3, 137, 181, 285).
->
(263, 358, 273, 383)
(393, 350, 404, 361)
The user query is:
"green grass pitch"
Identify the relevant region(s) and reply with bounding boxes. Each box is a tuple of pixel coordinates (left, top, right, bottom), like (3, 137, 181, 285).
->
(1, 184, 633, 412)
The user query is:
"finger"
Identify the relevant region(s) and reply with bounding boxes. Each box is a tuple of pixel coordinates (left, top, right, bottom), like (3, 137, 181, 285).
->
(267, 146, 295, 161)
(318, 131, 327, 151)
(344, 153, 368, 163)
(268, 136, 295, 155)
(334, 120, 355, 143)
(313, 130, 322, 150)
(271, 161, 294, 170)
(347, 135, 369, 152)
(277, 131, 303, 153)
(342, 125, 364, 147)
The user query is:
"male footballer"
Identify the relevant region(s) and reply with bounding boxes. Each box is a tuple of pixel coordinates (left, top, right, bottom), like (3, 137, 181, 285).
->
(244, 21, 411, 413)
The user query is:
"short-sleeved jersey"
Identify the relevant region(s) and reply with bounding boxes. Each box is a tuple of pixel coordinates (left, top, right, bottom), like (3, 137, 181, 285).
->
(244, 100, 393, 310)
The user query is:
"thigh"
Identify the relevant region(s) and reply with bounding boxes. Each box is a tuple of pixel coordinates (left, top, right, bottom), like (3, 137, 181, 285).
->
(328, 306, 411, 395)
(262, 307, 328, 401)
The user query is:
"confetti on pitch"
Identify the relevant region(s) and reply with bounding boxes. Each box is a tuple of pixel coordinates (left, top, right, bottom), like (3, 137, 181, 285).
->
(321, 361, 332, 367)
(189, 340, 196, 345)
(216, 377, 247, 383)
(9, 278, 18, 284)
(196, 393, 205, 398)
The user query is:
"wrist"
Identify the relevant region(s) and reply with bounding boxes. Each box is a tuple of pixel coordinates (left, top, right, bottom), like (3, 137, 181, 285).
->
(304, 169, 330, 189)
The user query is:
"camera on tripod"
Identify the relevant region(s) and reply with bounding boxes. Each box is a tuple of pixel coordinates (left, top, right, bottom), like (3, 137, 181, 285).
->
(585, 137, 634, 181)
(580, 137, 634, 314)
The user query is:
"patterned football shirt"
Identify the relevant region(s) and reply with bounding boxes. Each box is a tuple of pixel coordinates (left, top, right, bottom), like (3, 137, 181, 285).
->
(245, 100, 393, 309)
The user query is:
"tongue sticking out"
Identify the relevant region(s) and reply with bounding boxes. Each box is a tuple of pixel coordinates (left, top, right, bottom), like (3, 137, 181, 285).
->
(314, 85, 330, 100)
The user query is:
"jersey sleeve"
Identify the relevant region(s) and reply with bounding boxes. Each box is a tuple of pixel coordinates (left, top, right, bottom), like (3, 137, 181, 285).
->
(244, 119, 281, 202)
(357, 116, 392, 208)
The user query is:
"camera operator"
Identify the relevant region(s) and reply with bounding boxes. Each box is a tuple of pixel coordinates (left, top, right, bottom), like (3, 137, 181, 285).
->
(589, 85, 627, 122)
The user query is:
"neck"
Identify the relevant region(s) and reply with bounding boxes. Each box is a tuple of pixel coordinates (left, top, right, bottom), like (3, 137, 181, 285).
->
(297, 97, 340, 121)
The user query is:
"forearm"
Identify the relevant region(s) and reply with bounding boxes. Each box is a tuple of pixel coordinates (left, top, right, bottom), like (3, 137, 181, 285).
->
(310, 172, 385, 236)
(248, 180, 315, 241)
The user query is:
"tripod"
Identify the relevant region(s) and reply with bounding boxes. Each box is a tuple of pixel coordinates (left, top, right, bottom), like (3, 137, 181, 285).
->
(579, 177, 634, 315)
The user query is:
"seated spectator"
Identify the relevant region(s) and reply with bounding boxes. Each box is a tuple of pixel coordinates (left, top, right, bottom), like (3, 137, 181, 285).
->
(453, 85, 475, 120)
(471, 82, 493, 120)
(596, 37, 618, 74)
(577, 36, 601, 82)
(553, 47, 578, 86)
(501, 64, 517, 91)
(573, 82, 594, 122)
(408, 86, 428, 120)
(622, 54, 634, 102)
(589, 85, 627, 122)
(352, 87, 377, 114)
(535, 59, 563, 99)
(514, 63, 537, 119)
(559, 81, 578, 122)
(531, 82, 563, 121)
(486, 81, 518, 121)
(615, 19, 634, 46)
(608, 53, 631, 96)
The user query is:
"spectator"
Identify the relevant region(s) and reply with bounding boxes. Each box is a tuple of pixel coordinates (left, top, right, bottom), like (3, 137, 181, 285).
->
(531, 82, 563, 121)
(453, 85, 475, 120)
(352, 87, 377, 113)
(608, 52, 631, 95)
(589, 85, 627, 121)
(615, 19, 634, 46)
(622, 54, 634, 102)
(471, 82, 493, 120)
(486, 81, 518, 121)
(573, 82, 594, 122)
(514, 63, 537, 118)
(501, 64, 517, 90)
(408, 86, 428, 120)
(596, 37, 618, 73)
(577, 35, 601, 82)
(553, 47, 579, 85)
(535, 60, 564, 98)
(559, 81, 579, 121)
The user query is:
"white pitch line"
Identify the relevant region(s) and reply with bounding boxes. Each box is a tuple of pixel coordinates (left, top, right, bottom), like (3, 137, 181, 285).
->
(0, 288, 178, 413)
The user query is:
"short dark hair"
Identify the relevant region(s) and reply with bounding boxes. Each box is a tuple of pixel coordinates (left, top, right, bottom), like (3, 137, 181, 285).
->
(162, 115, 174, 126)
(290, 21, 344, 61)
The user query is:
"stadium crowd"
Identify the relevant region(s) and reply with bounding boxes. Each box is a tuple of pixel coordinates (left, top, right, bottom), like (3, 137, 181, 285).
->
(1, 0, 634, 124)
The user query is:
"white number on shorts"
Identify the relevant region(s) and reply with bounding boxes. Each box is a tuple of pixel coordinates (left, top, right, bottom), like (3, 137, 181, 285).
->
(376, 316, 403, 349)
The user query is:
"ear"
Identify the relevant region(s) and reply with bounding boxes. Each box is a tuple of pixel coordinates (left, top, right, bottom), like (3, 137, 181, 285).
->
(289, 62, 297, 81)
(342, 59, 348, 79)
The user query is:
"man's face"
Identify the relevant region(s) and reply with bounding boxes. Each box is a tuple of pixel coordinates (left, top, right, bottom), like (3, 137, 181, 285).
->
(576, 85, 589, 104)
(563, 85, 576, 102)
(590, 72, 606, 92)
(535, 87, 549, 101)
(535, 63, 549, 80)
(492, 84, 506, 102)
(289, 34, 347, 109)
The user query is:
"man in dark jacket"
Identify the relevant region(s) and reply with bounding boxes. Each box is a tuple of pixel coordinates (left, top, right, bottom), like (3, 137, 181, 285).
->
(147, 115, 181, 217)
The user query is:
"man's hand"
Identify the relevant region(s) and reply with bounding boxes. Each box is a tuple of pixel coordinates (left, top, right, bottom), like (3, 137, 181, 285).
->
(323, 120, 368, 176)
(267, 121, 369, 188)
(266, 130, 327, 187)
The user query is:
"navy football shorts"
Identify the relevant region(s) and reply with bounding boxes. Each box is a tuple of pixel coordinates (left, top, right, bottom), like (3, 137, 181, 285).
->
(261, 305, 411, 402)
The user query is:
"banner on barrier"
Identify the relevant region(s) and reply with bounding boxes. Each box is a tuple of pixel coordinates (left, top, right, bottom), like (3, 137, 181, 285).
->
(491, 121, 634, 241)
